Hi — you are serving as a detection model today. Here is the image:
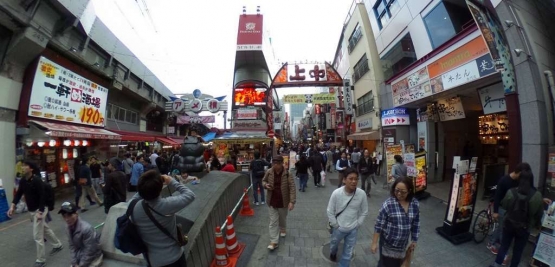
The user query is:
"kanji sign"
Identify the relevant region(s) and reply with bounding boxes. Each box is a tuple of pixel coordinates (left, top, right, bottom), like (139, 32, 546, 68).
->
(343, 82, 353, 115)
(29, 57, 108, 126)
(206, 99, 220, 113)
(381, 108, 410, 126)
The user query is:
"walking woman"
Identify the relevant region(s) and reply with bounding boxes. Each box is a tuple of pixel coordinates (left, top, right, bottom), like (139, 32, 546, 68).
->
(371, 177, 420, 267)
(295, 155, 310, 192)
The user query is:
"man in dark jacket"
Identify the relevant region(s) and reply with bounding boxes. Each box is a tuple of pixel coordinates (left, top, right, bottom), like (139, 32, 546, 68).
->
(79, 157, 103, 212)
(308, 148, 325, 187)
(7, 161, 63, 267)
(358, 150, 375, 197)
(58, 202, 103, 267)
(102, 157, 127, 214)
(250, 151, 271, 205)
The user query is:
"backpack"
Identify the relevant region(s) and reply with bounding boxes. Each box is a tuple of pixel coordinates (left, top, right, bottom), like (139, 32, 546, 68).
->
(504, 188, 534, 232)
(114, 199, 149, 259)
(252, 159, 266, 178)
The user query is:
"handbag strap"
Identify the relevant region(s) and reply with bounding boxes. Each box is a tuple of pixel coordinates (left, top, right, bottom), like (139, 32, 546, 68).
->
(142, 201, 180, 245)
(335, 190, 356, 219)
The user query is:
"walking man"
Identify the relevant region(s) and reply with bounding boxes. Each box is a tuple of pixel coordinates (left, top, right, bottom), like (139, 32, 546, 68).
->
(89, 157, 102, 195)
(351, 148, 361, 170)
(309, 148, 325, 187)
(7, 161, 64, 267)
(79, 157, 103, 212)
(325, 148, 333, 173)
(327, 167, 368, 266)
(263, 156, 296, 251)
(250, 151, 271, 205)
(336, 152, 351, 188)
(358, 150, 375, 197)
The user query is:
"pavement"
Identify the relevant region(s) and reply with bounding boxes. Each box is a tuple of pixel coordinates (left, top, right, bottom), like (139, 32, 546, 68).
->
(234, 171, 534, 267)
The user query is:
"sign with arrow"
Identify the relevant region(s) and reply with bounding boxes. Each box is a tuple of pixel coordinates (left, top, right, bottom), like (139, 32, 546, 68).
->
(381, 108, 410, 126)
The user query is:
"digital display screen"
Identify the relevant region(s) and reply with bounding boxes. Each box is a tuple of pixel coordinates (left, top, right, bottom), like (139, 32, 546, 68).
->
(233, 87, 266, 107)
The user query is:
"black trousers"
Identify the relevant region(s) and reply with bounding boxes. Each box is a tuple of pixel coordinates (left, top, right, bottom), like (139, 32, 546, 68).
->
(313, 170, 321, 185)
(159, 253, 186, 267)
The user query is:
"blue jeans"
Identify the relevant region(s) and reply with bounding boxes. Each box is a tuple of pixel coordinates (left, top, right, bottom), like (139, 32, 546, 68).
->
(330, 227, 358, 267)
(489, 208, 505, 245)
(252, 178, 265, 203)
(299, 173, 308, 190)
(494, 227, 528, 267)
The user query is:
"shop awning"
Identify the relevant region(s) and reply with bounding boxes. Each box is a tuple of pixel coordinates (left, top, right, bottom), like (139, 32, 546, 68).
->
(156, 137, 180, 146)
(213, 131, 271, 144)
(347, 131, 380, 141)
(110, 130, 156, 142)
(29, 120, 121, 140)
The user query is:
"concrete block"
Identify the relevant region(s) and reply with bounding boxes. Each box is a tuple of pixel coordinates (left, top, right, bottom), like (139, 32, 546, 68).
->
(99, 202, 146, 265)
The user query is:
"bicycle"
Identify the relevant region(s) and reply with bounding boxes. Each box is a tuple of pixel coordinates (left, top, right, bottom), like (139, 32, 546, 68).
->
(472, 185, 498, 243)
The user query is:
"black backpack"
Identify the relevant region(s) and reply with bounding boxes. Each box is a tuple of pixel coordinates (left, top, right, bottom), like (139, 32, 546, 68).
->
(252, 159, 266, 178)
(504, 188, 534, 232)
(114, 199, 150, 263)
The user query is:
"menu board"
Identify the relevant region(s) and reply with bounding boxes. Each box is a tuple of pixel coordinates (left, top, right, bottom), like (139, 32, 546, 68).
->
(447, 173, 461, 223)
(385, 144, 403, 183)
(533, 233, 555, 266)
(456, 173, 477, 223)
(415, 152, 427, 192)
(405, 153, 416, 177)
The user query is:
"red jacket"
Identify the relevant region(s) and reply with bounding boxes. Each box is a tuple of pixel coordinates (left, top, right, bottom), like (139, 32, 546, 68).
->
(221, 164, 236, 173)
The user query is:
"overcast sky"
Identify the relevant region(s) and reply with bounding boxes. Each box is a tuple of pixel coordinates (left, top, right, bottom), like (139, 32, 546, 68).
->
(92, 0, 354, 127)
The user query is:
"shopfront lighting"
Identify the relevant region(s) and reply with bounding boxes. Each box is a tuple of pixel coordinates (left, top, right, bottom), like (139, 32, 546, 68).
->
(73, 148, 79, 158)
(63, 140, 72, 146)
(64, 173, 70, 184)
(49, 140, 57, 147)
(26, 141, 34, 147)
(37, 141, 45, 147)
(82, 140, 88, 146)
(74, 140, 80, 146)
(62, 148, 68, 159)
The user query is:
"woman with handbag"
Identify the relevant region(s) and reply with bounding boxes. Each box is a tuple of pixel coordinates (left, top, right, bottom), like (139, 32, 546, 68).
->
(371, 177, 420, 267)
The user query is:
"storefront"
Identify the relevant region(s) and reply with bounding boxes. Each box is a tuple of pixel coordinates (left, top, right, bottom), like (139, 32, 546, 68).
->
(347, 116, 380, 152)
(17, 54, 119, 189)
(212, 132, 272, 172)
(384, 32, 513, 195)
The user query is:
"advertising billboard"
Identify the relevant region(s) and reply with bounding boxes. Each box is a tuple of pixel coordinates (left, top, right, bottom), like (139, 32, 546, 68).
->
(237, 15, 263, 51)
(28, 56, 109, 127)
(233, 87, 266, 107)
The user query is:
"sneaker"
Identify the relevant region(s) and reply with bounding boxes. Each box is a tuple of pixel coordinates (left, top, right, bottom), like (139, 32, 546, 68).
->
(489, 245, 499, 255)
(261, 201, 265, 205)
(280, 231, 286, 237)
(49, 245, 63, 256)
(267, 243, 279, 250)
(34, 262, 46, 267)
(255, 202, 259, 206)
(502, 255, 509, 266)
(330, 253, 337, 262)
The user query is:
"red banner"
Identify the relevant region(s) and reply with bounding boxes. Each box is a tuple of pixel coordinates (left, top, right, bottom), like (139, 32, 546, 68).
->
(237, 15, 263, 51)
(176, 115, 215, 124)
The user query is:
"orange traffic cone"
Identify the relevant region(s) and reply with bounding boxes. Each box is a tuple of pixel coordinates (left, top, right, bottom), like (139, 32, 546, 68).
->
(225, 215, 246, 257)
(210, 227, 236, 267)
(239, 188, 255, 216)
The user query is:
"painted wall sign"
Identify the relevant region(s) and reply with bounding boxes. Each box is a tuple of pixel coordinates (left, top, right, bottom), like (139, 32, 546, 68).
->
(357, 117, 372, 130)
(437, 97, 466, 121)
(478, 83, 506, 114)
(381, 108, 410, 126)
(29, 56, 109, 126)
(427, 37, 489, 78)
(440, 60, 480, 90)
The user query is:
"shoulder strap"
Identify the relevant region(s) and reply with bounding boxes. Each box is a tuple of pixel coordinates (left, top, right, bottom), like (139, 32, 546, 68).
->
(126, 199, 140, 218)
(336, 190, 356, 219)
(142, 201, 179, 245)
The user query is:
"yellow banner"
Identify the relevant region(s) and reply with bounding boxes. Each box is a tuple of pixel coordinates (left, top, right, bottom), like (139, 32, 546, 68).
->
(283, 93, 336, 104)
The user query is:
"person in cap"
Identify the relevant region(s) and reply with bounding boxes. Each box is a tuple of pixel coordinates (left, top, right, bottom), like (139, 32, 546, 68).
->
(262, 155, 296, 251)
(101, 157, 127, 214)
(58, 202, 103, 267)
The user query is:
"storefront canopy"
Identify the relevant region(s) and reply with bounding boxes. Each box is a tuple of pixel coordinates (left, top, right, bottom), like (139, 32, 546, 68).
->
(213, 131, 271, 144)
(155, 137, 181, 146)
(29, 120, 121, 140)
(110, 130, 157, 142)
(347, 131, 380, 141)
(202, 132, 216, 142)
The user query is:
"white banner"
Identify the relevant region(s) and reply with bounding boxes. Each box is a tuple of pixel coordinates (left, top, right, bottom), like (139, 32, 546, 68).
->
(237, 109, 257, 120)
(441, 61, 480, 91)
(343, 86, 353, 115)
(478, 83, 506, 114)
(29, 57, 109, 126)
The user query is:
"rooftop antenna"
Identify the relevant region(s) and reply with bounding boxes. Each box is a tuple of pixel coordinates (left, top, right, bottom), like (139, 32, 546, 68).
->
(242, 6, 246, 15)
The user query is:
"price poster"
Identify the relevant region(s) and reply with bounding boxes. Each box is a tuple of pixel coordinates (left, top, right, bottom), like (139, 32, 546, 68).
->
(456, 173, 477, 223)
(28, 56, 109, 127)
(385, 144, 403, 183)
(414, 152, 427, 192)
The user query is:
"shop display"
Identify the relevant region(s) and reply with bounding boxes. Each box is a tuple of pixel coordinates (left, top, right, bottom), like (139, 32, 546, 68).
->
(385, 144, 415, 183)
(414, 152, 427, 193)
(478, 113, 509, 144)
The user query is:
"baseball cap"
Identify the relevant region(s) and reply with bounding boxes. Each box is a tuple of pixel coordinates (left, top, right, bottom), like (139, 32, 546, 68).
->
(58, 201, 78, 215)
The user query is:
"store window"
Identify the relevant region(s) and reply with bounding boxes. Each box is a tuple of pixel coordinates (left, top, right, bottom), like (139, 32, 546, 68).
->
(348, 24, 363, 53)
(353, 54, 370, 83)
(373, 0, 401, 30)
(107, 103, 138, 124)
(357, 91, 374, 115)
(380, 34, 417, 80)
(423, 1, 474, 48)
(0, 24, 12, 67)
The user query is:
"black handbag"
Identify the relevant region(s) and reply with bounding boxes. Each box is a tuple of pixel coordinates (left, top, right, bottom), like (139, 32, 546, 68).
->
(143, 201, 188, 247)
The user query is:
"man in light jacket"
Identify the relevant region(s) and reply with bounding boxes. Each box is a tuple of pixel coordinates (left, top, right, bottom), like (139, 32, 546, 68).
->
(58, 202, 103, 267)
(327, 167, 368, 266)
(130, 170, 196, 267)
(263, 156, 296, 251)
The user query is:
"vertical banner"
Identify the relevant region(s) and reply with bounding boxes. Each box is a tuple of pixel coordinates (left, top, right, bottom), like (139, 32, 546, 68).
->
(417, 121, 427, 152)
(415, 152, 428, 192)
(237, 14, 263, 51)
(343, 85, 353, 115)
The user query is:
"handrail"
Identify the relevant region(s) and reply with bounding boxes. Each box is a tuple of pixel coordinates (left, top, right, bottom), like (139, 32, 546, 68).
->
(221, 184, 252, 230)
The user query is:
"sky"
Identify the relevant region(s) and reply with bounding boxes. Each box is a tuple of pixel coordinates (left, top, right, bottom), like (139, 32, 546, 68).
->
(92, 0, 354, 127)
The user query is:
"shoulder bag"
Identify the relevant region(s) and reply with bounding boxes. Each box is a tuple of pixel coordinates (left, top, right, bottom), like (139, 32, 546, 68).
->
(142, 201, 188, 247)
(328, 190, 357, 234)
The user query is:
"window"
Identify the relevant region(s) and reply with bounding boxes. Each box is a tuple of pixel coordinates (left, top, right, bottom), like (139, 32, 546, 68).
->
(353, 54, 370, 83)
(423, 1, 474, 48)
(380, 34, 417, 80)
(374, 0, 400, 30)
(357, 92, 374, 115)
(107, 103, 138, 124)
(348, 25, 363, 53)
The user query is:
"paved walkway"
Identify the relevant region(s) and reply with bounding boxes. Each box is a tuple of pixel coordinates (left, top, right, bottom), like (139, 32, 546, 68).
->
(235, 171, 534, 267)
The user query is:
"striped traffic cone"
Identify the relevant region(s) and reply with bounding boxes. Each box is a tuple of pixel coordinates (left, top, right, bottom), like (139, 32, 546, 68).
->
(225, 215, 246, 258)
(239, 188, 255, 216)
(210, 227, 236, 267)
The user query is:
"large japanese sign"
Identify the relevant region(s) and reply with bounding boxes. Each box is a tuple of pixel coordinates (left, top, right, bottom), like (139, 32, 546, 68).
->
(343, 83, 353, 115)
(237, 14, 263, 51)
(233, 119, 267, 131)
(29, 57, 108, 126)
(282, 93, 336, 104)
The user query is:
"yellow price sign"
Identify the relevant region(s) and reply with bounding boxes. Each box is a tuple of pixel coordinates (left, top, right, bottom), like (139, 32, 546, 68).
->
(78, 106, 105, 125)
(40, 62, 57, 77)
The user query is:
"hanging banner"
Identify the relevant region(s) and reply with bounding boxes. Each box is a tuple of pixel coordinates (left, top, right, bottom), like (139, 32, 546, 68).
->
(176, 115, 215, 124)
(478, 83, 506, 114)
(283, 93, 336, 104)
(437, 97, 466, 121)
(29, 56, 109, 126)
(343, 86, 353, 115)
